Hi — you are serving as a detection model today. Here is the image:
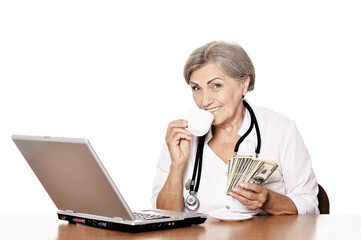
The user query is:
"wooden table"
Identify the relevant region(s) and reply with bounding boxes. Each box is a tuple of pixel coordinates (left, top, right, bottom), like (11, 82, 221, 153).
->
(1, 212, 361, 240)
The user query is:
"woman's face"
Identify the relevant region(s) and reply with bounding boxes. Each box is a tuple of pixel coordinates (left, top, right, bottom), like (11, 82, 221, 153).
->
(189, 63, 249, 126)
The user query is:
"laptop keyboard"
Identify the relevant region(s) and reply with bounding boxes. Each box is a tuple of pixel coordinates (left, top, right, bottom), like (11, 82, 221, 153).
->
(133, 212, 171, 221)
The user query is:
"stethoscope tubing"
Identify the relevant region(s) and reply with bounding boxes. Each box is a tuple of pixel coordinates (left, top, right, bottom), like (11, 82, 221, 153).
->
(185, 100, 261, 210)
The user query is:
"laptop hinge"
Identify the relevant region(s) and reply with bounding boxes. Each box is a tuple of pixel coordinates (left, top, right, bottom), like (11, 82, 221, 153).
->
(114, 217, 125, 222)
(64, 209, 75, 213)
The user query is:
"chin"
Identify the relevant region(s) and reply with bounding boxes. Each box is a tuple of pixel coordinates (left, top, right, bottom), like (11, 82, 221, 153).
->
(211, 118, 223, 126)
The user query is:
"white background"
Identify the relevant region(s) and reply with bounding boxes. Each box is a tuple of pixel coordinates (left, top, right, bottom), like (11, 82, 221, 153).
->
(1, 0, 360, 215)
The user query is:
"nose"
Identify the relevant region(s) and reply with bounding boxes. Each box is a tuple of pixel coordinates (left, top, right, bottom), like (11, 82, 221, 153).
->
(201, 90, 214, 108)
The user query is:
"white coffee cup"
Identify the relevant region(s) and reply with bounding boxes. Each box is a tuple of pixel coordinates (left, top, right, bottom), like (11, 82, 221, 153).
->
(188, 109, 214, 136)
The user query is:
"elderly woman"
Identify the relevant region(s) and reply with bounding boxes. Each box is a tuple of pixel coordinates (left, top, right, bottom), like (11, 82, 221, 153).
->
(151, 41, 319, 215)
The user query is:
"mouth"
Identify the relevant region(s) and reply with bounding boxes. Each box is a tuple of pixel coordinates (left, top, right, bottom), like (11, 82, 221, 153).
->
(206, 106, 222, 113)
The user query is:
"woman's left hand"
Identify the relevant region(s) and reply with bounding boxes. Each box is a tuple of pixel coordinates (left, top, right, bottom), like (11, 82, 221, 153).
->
(230, 182, 269, 210)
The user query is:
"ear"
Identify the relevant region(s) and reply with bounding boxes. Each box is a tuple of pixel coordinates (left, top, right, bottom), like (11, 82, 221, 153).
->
(241, 76, 250, 96)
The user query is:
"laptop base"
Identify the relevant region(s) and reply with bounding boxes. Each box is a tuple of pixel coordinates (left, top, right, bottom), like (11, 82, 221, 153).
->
(58, 212, 207, 233)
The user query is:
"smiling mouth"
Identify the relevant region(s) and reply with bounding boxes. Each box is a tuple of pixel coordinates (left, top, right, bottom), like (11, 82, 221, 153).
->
(207, 106, 222, 113)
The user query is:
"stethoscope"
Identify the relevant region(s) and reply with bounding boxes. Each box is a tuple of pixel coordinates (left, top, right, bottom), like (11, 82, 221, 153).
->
(184, 100, 261, 211)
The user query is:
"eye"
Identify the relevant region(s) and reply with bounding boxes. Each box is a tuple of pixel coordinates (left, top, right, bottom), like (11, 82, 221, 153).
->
(213, 83, 222, 89)
(191, 85, 201, 91)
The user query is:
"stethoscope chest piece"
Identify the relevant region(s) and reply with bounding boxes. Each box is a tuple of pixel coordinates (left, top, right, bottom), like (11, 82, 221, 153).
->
(185, 192, 200, 211)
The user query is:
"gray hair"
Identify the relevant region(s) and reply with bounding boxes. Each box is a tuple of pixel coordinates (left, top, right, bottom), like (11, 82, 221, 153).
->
(183, 41, 255, 91)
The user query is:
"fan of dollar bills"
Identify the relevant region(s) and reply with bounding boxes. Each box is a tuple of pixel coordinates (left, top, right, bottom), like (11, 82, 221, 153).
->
(226, 156, 278, 194)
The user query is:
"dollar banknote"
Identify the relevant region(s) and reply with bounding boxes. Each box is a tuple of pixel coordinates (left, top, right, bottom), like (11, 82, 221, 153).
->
(226, 156, 278, 194)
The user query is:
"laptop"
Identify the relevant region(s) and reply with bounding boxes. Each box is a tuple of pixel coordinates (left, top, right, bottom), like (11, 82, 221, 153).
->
(11, 135, 206, 233)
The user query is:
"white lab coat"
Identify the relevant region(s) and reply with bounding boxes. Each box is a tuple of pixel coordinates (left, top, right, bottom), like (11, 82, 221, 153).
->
(151, 101, 319, 215)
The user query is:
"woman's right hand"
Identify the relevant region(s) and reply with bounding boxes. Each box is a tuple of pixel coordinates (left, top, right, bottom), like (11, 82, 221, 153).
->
(157, 119, 192, 211)
(165, 119, 192, 168)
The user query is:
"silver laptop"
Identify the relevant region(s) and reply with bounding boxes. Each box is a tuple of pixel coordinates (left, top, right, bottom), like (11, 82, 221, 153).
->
(12, 135, 206, 233)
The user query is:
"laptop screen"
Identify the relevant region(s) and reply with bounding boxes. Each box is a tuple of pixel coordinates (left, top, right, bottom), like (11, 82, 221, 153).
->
(12, 135, 135, 220)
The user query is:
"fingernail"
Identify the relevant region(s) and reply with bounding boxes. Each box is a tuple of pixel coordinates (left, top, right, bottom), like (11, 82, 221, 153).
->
(239, 183, 244, 187)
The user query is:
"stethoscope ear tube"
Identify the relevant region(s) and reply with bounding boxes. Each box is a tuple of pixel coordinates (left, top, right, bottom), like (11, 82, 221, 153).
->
(242, 101, 261, 157)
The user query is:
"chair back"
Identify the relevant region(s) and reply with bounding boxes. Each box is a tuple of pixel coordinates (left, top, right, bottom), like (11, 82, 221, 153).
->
(317, 184, 330, 214)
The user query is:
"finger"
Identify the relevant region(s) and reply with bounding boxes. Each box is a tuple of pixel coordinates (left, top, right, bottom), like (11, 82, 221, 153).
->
(232, 186, 268, 208)
(238, 182, 263, 193)
(231, 187, 257, 201)
(168, 119, 188, 130)
(172, 133, 192, 143)
(167, 120, 189, 139)
(167, 131, 192, 145)
(167, 128, 192, 141)
(229, 191, 261, 210)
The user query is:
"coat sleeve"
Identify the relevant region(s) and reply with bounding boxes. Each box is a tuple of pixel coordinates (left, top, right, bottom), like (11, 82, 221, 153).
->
(280, 122, 320, 214)
(150, 143, 172, 209)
